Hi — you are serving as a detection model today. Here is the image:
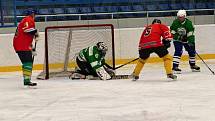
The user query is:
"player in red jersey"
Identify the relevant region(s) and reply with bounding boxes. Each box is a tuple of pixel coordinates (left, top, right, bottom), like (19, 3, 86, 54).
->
(132, 19, 177, 81)
(13, 9, 39, 86)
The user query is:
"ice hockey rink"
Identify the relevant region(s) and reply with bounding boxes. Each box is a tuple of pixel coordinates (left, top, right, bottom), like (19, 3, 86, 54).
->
(0, 60, 215, 121)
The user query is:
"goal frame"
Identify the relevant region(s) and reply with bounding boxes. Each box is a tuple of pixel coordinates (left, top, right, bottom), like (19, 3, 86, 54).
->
(43, 24, 115, 79)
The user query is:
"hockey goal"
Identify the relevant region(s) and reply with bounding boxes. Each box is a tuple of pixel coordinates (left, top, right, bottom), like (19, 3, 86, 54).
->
(37, 24, 115, 79)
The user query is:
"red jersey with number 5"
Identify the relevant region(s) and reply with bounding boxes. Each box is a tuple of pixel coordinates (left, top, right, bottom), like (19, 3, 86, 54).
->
(139, 23, 172, 49)
(13, 15, 35, 51)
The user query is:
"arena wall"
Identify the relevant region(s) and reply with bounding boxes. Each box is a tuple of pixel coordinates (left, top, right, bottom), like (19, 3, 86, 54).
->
(0, 24, 214, 72)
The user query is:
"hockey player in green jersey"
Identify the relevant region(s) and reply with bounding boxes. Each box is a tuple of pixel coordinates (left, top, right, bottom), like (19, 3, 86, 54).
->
(71, 42, 115, 80)
(171, 10, 200, 73)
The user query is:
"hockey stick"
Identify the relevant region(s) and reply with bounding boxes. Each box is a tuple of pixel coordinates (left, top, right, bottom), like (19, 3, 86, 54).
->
(112, 75, 133, 79)
(196, 52, 215, 75)
(32, 41, 37, 63)
(114, 58, 139, 70)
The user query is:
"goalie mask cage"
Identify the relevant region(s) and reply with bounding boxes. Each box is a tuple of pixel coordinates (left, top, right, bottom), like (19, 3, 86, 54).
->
(37, 24, 115, 79)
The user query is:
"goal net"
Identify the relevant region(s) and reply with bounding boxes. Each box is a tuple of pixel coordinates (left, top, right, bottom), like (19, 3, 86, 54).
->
(37, 24, 115, 79)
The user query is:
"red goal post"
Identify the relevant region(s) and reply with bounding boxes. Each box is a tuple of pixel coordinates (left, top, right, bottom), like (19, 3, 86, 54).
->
(37, 24, 115, 79)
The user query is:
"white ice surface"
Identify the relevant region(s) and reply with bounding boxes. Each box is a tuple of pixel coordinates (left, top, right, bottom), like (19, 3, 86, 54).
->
(0, 60, 215, 121)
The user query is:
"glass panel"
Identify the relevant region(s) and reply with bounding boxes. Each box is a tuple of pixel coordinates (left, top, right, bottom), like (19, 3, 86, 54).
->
(0, 0, 16, 27)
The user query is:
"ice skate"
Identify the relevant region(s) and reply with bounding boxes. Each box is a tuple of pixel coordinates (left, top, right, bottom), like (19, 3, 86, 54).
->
(167, 74, 177, 81)
(172, 67, 182, 74)
(24, 81, 37, 88)
(24, 81, 37, 86)
(132, 74, 139, 81)
(191, 65, 200, 72)
(69, 72, 86, 79)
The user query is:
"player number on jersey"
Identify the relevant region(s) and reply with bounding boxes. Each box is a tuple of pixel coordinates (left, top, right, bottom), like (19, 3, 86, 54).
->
(144, 27, 152, 37)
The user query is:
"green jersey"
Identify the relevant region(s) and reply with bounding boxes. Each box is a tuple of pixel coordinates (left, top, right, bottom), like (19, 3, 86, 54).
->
(170, 18, 195, 44)
(78, 45, 105, 72)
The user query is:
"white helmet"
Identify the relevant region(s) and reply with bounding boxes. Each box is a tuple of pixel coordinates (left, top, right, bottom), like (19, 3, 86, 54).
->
(177, 10, 186, 17)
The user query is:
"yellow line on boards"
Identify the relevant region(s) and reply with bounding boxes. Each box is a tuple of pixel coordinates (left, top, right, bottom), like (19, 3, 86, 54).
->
(0, 54, 214, 72)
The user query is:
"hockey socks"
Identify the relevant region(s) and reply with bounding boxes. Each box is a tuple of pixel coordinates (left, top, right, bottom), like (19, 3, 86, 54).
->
(173, 55, 181, 69)
(22, 62, 33, 85)
(162, 54, 173, 75)
(133, 58, 147, 77)
(189, 56, 200, 72)
(163, 54, 177, 80)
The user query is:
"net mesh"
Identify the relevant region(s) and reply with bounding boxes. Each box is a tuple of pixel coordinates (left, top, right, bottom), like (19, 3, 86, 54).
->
(37, 24, 114, 79)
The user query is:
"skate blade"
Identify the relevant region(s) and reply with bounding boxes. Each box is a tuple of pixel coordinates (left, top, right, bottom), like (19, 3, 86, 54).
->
(173, 71, 181, 74)
(191, 69, 200, 72)
(167, 78, 177, 82)
(167, 76, 177, 81)
(23, 85, 37, 89)
(132, 79, 138, 81)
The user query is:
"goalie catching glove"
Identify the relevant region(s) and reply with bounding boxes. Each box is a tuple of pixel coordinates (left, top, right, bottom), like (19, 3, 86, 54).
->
(96, 66, 111, 80)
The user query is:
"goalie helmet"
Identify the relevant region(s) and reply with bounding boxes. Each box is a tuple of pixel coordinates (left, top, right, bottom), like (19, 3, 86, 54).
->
(177, 10, 186, 17)
(152, 19, 161, 24)
(97, 42, 108, 51)
(97, 42, 108, 55)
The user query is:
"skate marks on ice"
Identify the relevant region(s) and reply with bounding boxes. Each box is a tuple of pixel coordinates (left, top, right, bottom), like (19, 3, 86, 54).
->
(0, 60, 215, 121)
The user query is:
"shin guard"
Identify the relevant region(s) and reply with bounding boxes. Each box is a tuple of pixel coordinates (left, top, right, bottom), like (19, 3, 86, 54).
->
(133, 58, 147, 76)
(162, 54, 173, 75)
(22, 62, 33, 85)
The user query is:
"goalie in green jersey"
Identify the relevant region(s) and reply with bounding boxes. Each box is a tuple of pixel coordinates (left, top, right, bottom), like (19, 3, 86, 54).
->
(70, 42, 115, 80)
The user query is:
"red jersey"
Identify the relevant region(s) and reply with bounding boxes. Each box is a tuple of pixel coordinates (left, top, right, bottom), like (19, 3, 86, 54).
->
(139, 23, 172, 49)
(13, 15, 35, 51)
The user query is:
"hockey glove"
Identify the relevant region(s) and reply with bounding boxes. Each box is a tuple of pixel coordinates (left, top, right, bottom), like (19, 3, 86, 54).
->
(162, 39, 171, 48)
(96, 67, 111, 80)
(32, 48, 37, 56)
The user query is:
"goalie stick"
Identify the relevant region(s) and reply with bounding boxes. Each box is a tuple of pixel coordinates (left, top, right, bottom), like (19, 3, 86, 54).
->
(32, 41, 37, 63)
(70, 74, 133, 80)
